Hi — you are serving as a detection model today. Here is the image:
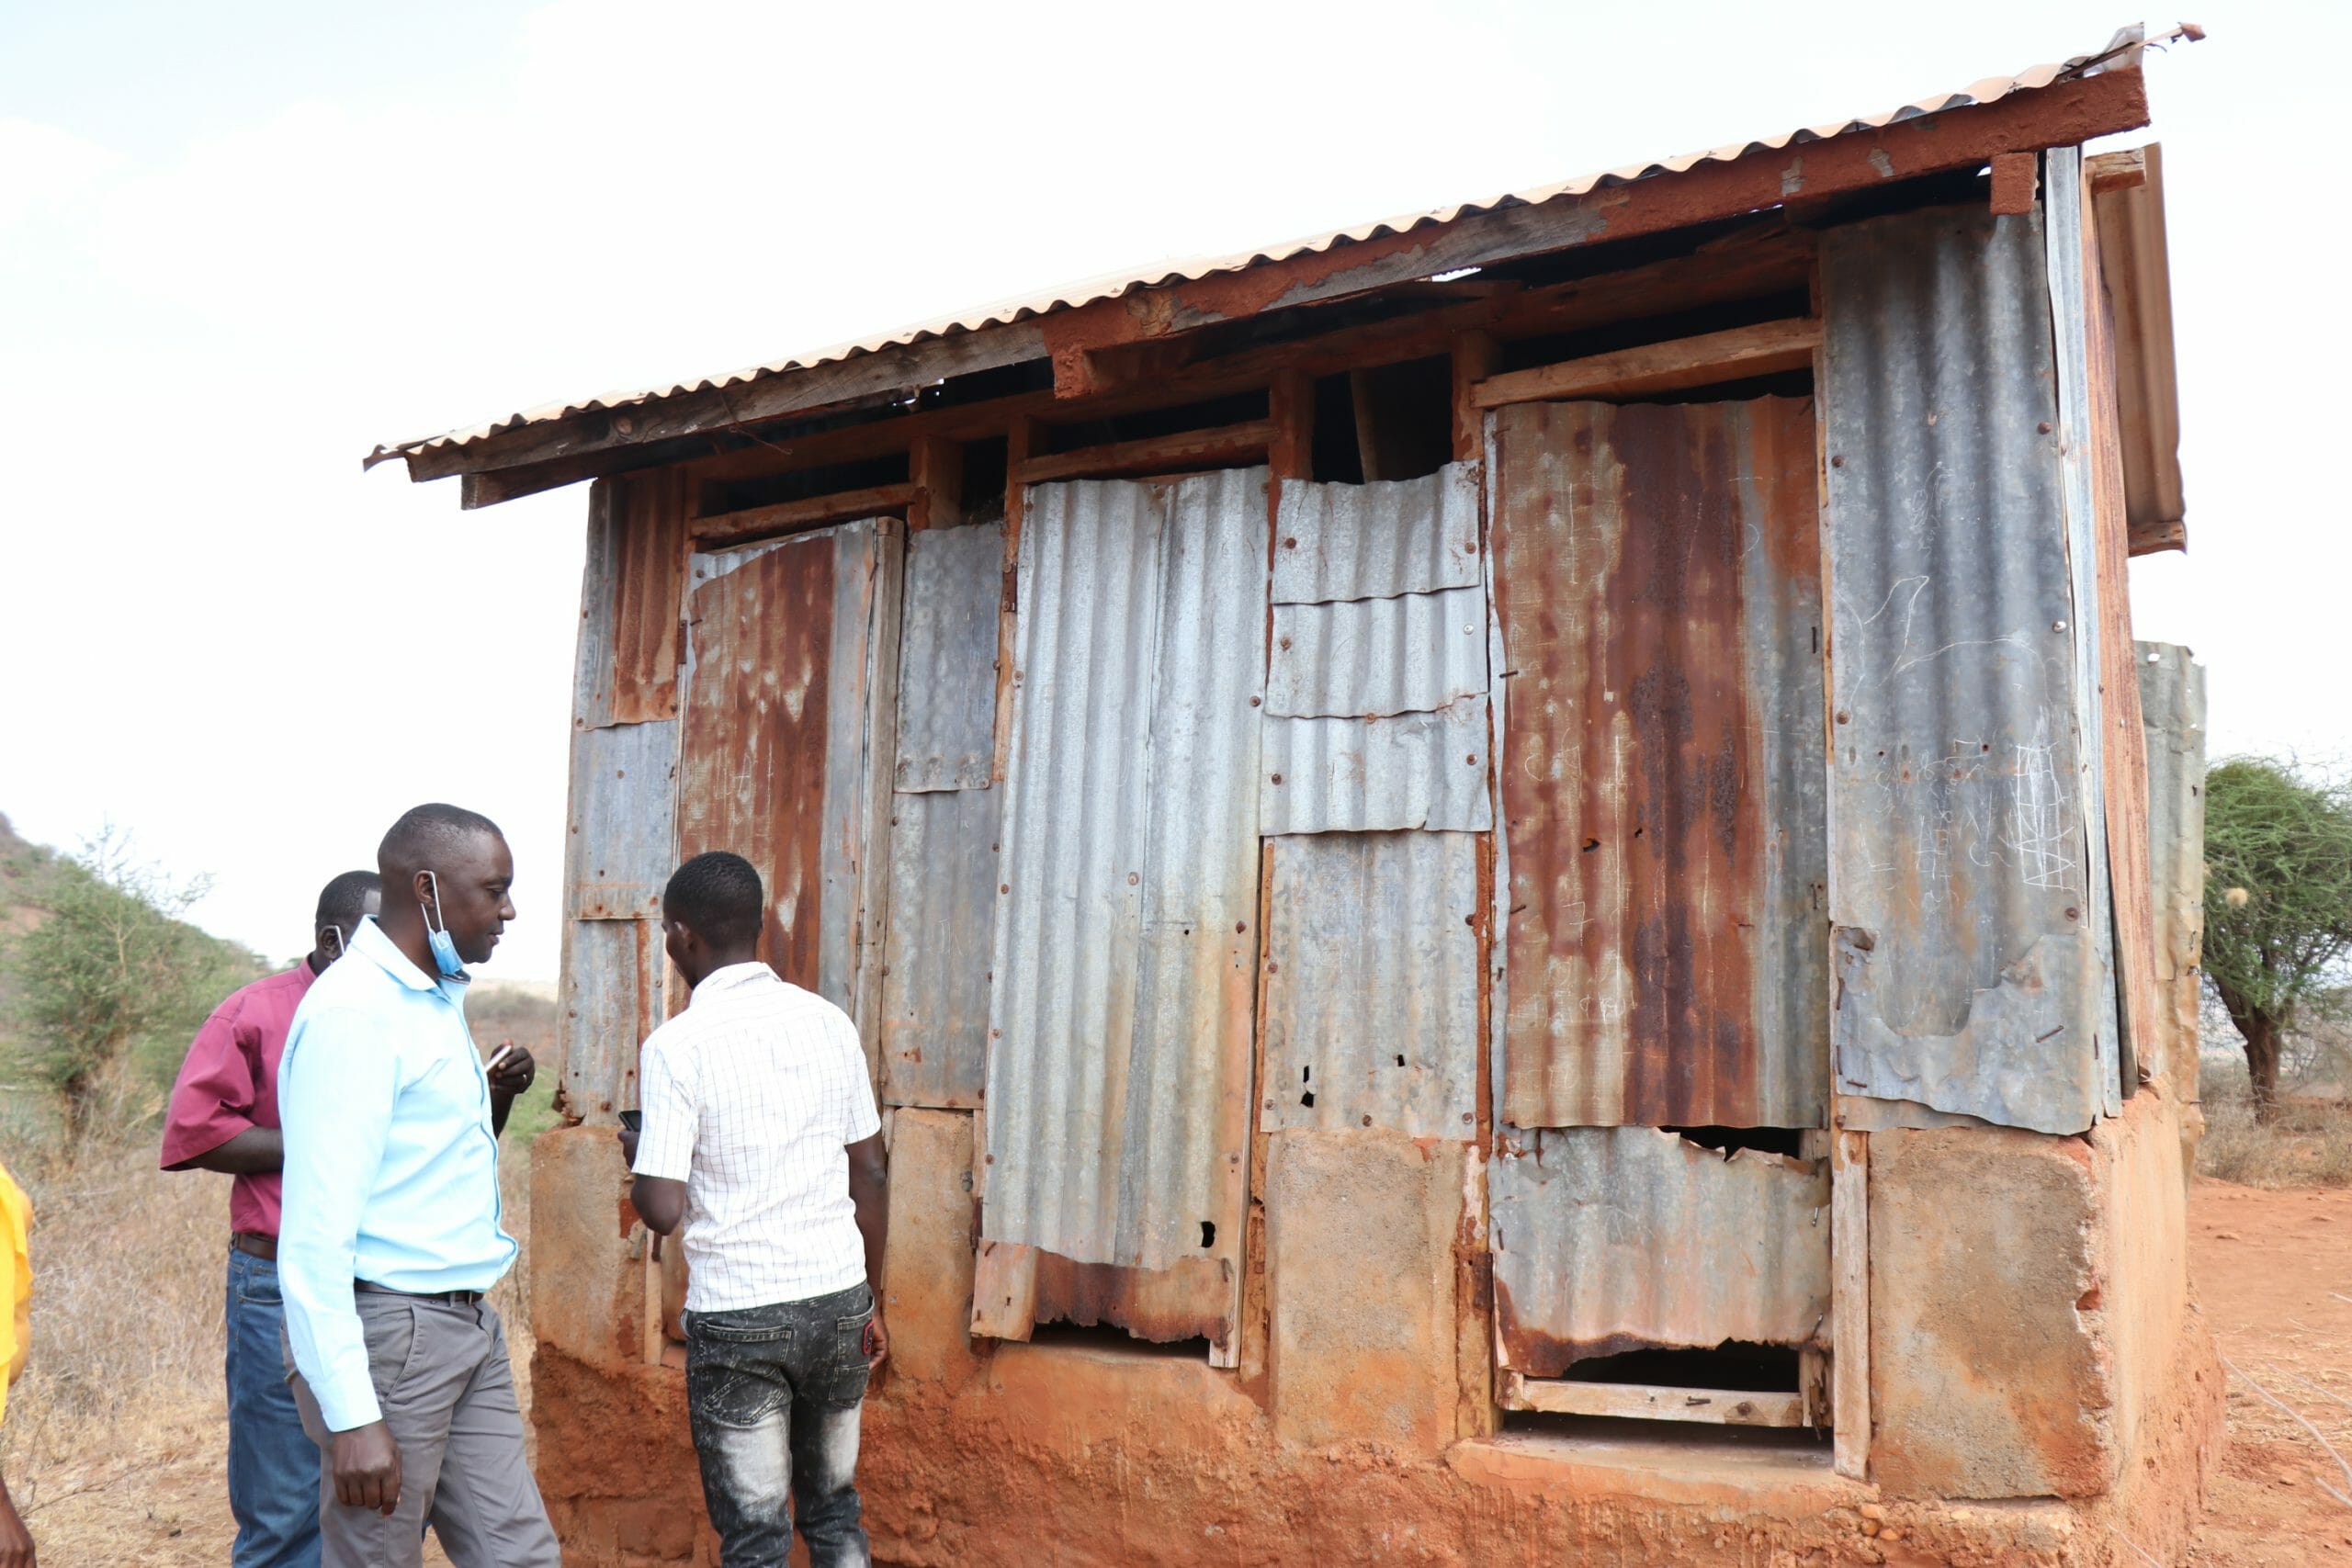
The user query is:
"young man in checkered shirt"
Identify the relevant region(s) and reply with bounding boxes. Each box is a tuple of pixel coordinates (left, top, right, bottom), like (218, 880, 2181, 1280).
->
(616, 852, 889, 1568)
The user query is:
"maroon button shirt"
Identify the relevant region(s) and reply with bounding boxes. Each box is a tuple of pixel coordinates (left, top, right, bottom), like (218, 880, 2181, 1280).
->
(159, 962, 317, 1236)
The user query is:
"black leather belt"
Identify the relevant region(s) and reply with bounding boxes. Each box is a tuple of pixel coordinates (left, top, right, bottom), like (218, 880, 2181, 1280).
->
(356, 1279, 484, 1306)
(231, 1231, 277, 1261)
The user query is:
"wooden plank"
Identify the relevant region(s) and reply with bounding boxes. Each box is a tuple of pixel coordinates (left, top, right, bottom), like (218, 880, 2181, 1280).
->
(1831, 1126, 1870, 1479)
(909, 434, 965, 532)
(1989, 151, 2040, 215)
(1451, 332, 1498, 463)
(1474, 319, 1820, 410)
(691, 482, 916, 548)
(1266, 369, 1313, 485)
(2086, 146, 2148, 193)
(991, 416, 1033, 786)
(1502, 1372, 1808, 1428)
(1012, 419, 1275, 486)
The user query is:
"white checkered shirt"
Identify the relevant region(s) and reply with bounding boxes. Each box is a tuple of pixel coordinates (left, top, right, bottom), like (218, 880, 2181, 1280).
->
(632, 963, 881, 1313)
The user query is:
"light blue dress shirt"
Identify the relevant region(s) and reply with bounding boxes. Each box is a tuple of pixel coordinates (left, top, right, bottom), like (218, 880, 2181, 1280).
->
(277, 916, 516, 1431)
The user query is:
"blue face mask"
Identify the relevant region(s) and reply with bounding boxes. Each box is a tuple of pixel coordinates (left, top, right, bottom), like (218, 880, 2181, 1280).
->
(419, 872, 468, 979)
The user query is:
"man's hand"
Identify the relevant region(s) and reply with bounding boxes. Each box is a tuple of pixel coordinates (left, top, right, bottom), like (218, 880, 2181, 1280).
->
(0, 1473, 35, 1568)
(331, 1421, 401, 1516)
(484, 1043, 536, 1098)
(862, 1307, 890, 1371)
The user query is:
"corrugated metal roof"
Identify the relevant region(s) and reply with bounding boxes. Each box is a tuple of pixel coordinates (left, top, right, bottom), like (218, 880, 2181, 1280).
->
(985, 471, 1263, 1273)
(2136, 641, 2206, 1087)
(1491, 394, 1830, 1131)
(1260, 831, 1482, 1138)
(368, 27, 2177, 470)
(1266, 587, 1488, 718)
(1818, 199, 2111, 1135)
(1271, 465, 1482, 604)
(1489, 1127, 1830, 1377)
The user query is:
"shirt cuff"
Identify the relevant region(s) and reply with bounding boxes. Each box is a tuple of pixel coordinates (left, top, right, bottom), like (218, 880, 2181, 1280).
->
(312, 1365, 384, 1433)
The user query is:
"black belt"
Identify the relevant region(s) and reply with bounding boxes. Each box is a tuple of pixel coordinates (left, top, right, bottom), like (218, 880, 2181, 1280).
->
(356, 1279, 484, 1306)
(231, 1232, 277, 1261)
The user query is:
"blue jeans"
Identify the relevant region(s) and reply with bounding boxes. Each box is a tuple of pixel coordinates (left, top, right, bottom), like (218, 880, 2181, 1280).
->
(225, 1246, 322, 1568)
(684, 1282, 874, 1568)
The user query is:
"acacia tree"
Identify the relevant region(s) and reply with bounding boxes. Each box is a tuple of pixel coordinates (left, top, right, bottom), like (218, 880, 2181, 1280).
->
(1, 829, 256, 1143)
(2201, 759, 2352, 1122)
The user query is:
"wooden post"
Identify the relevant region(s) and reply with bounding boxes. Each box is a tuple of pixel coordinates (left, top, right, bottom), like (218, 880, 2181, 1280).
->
(1267, 368, 1314, 486)
(1831, 1126, 1871, 1479)
(1452, 332, 1498, 464)
(909, 434, 965, 532)
(991, 417, 1034, 785)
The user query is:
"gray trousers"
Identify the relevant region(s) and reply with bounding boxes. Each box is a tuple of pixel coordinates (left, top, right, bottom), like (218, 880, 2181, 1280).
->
(287, 1291, 559, 1568)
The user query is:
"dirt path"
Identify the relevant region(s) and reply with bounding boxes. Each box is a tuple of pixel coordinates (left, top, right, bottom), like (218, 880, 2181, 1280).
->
(12, 1179, 2346, 1563)
(2186, 1178, 2352, 1564)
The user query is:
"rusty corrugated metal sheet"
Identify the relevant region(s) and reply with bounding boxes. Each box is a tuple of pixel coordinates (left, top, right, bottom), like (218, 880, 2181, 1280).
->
(678, 531, 836, 993)
(564, 719, 678, 920)
(560, 917, 668, 1124)
(893, 523, 1003, 792)
(1266, 587, 1487, 718)
(678, 519, 900, 1017)
(880, 786, 998, 1109)
(985, 470, 1265, 1274)
(1271, 465, 1482, 604)
(2091, 144, 2186, 553)
(1819, 200, 2110, 1135)
(2137, 642, 2206, 1087)
(575, 470, 689, 729)
(1259, 699, 1492, 834)
(1261, 832, 1480, 1137)
(370, 30, 2174, 470)
(1491, 396, 1827, 1130)
(1489, 1126, 1829, 1376)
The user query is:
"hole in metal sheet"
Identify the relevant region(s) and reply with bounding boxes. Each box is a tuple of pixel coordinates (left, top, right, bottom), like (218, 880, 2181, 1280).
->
(1300, 1091, 1316, 1108)
(1664, 1125, 1806, 1159)
(1200, 1221, 1216, 1249)
(1396, 1055, 1407, 1067)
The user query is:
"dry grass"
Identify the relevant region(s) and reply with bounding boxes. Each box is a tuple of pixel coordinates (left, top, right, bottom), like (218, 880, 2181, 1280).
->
(0, 1107, 539, 1564)
(2199, 1057, 2352, 1189)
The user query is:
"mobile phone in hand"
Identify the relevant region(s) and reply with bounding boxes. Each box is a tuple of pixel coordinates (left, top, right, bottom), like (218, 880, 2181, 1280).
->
(618, 1109, 642, 1133)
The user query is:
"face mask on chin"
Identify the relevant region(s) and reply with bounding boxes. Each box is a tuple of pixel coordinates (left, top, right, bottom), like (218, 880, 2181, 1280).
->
(419, 871, 469, 979)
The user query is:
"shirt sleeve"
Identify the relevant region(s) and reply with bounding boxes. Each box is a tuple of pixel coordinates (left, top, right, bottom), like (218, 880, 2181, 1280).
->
(632, 1033, 697, 1183)
(159, 992, 264, 1169)
(277, 1004, 397, 1432)
(838, 1014, 881, 1144)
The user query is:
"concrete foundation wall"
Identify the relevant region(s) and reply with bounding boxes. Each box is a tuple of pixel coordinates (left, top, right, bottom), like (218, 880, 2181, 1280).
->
(532, 1101, 2215, 1567)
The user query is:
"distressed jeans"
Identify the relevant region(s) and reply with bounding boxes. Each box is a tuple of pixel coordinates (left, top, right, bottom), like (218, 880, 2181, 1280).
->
(684, 1281, 875, 1568)
(225, 1247, 322, 1567)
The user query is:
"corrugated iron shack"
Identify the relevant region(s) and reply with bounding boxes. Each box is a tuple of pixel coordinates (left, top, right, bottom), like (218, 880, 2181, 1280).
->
(375, 25, 2221, 1564)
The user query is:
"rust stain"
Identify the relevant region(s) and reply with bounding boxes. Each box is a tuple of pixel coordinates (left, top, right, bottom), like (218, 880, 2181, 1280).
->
(1028, 1251, 1232, 1346)
(678, 536, 834, 991)
(1493, 397, 1820, 1128)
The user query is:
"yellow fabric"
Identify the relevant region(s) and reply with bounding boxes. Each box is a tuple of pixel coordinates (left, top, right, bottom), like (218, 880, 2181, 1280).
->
(0, 1160, 29, 1425)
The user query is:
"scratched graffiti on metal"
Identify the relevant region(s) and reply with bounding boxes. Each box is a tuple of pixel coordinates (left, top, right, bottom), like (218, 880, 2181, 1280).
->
(1816, 201, 2113, 1134)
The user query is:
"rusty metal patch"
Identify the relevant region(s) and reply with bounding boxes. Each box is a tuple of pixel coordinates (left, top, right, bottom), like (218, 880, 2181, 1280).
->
(1491, 396, 1827, 1130)
(1261, 832, 1480, 1137)
(1489, 1126, 1829, 1377)
(576, 469, 690, 729)
(678, 534, 837, 994)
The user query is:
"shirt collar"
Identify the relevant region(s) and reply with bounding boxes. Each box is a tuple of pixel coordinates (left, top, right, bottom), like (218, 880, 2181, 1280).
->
(691, 962, 778, 1003)
(351, 915, 456, 995)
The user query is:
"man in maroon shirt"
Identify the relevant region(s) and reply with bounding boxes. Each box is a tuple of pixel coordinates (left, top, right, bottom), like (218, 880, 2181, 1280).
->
(162, 869, 380, 1568)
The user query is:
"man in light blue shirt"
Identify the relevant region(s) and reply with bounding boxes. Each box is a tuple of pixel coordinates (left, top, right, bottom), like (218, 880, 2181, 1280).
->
(277, 803, 557, 1568)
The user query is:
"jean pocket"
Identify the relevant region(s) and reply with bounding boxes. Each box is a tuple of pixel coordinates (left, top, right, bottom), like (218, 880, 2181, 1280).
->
(824, 1301, 876, 1407)
(693, 1316, 795, 1346)
(236, 1262, 283, 1307)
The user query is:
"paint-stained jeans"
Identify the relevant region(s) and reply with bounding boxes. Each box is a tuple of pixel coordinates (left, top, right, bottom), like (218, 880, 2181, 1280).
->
(684, 1281, 874, 1568)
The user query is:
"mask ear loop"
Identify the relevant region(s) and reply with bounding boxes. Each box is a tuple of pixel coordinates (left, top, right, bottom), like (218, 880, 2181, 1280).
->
(421, 871, 448, 935)
(322, 925, 346, 961)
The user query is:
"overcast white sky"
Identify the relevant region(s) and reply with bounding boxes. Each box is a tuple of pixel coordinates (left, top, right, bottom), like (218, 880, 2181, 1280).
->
(1, 2, 2341, 980)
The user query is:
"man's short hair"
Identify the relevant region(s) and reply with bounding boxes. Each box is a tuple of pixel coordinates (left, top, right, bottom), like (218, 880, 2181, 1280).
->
(315, 869, 381, 931)
(379, 803, 504, 877)
(664, 852, 765, 949)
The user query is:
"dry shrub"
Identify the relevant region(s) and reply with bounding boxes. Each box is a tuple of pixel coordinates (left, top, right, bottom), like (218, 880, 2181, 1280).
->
(2199, 1057, 2352, 1188)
